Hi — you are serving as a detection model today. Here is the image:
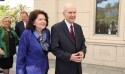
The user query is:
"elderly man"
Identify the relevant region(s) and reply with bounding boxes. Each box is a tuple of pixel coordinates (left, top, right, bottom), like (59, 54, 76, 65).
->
(51, 3, 86, 74)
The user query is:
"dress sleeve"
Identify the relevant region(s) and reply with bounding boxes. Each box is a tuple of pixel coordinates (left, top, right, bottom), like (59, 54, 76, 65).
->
(0, 27, 2, 47)
(11, 28, 19, 44)
(16, 31, 28, 74)
(0, 27, 3, 48)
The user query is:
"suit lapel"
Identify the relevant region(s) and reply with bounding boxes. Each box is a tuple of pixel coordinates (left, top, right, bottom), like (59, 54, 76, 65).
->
(31, 32, 45, 55)
(74, 24, 79, 50)
(62, 21, 76, 46)
(20, 21, 25, 31)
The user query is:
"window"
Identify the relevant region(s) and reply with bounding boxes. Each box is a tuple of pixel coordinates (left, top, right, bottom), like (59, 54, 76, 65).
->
(95, 0, 119, 35)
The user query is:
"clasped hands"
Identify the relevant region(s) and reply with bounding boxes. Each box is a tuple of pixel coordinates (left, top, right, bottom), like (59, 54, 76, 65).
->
(70, 51, 84, 63)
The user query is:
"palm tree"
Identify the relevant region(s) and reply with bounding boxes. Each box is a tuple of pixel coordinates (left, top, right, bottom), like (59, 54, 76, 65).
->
(0, 5, 10, 18)
(10, 4, 31, 22)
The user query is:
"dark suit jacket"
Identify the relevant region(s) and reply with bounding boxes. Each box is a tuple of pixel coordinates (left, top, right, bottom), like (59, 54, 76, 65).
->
(15, 21, 25, 38)
(51, 20, 86, 74)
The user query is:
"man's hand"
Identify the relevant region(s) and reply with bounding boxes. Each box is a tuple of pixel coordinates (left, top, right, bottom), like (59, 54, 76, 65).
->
(0, 48, 5, 55)
(70, 52, 84, 63)
(78, 51, 84, 59)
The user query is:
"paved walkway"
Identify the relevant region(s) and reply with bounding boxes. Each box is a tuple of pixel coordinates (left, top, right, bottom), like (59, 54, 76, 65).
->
(2, 55, 125, 74)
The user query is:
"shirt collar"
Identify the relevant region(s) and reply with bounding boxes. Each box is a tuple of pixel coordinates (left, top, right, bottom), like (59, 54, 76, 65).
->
(64, 19, 74, 30)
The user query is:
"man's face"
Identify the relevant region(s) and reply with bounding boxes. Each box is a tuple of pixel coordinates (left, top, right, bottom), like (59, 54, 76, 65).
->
(63, 7, 76, 24)
(21, 13, 29, 22)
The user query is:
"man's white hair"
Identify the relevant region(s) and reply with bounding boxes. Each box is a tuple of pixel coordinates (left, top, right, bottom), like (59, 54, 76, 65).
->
(63, 3, 76, 13)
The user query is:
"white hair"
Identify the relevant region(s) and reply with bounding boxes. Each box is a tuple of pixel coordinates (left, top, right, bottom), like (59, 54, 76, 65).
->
(63, 3, 76, 13)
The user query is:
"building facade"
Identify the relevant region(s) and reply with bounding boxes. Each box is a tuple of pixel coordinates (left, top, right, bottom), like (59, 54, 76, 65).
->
(34, 0, 125, 68)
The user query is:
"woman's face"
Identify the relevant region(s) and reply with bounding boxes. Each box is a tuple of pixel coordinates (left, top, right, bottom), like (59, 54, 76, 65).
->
(3, 18, 11, 28)
(34, 14, 47, 31)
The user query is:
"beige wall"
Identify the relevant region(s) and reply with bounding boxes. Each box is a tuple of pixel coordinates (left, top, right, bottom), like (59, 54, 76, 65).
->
(34, 0, 125, 68)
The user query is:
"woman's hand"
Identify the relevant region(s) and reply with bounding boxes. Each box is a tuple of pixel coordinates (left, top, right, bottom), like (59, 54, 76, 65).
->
(0, 48, 5, 55)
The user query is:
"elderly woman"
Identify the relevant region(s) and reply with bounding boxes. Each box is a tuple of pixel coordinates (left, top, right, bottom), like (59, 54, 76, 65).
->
(0, 17, 19, 74)
(16, 10, 50, 74)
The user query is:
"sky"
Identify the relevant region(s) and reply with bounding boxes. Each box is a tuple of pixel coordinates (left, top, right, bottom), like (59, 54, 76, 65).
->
(0, 0, 34, 8)
(97, 0, 119, 8)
